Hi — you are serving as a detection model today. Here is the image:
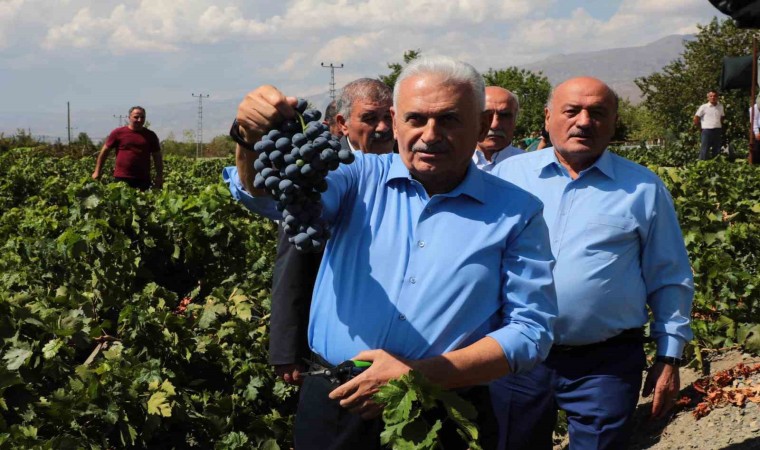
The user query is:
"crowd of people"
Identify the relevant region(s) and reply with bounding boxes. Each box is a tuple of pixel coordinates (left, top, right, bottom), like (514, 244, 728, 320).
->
(223, 55, 695, 450)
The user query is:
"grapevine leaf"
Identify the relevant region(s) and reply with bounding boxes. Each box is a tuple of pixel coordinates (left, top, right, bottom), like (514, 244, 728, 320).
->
(103, 341, 124, 360)
(42, 338, 63, 359)
(259, 438, 280, 450)
(198, 300, 227, 329)
(147, 392, 172, 417)
(160, 379, 176, 396)
(738, 323, 760, 352)
(3, 346, 32, 371)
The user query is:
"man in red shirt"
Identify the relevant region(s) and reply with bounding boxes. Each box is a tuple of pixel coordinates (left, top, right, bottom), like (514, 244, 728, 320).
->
(92, 106, 163, 190)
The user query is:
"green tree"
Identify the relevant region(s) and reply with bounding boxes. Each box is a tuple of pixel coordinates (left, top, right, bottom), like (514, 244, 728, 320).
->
(636, 18, 754, 146)
(615, 100, 669, 143)
(482, 67, 551, 142)
(204, 135, 236, 157)
(75, 132, 94, 149)
(380, 49, 421, 88)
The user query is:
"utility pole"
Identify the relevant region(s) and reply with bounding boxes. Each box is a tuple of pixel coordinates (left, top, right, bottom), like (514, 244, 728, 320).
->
(321, 62, 344, 101)
(192, 93, 209, 158)
(67, 101, 72, 145)
(113, 114, 126, 127)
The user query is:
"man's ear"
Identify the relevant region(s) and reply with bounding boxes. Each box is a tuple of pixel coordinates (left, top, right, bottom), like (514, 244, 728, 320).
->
(391, 107, 397, 136)
(477, 110, 490, 141)
(336, 114, 348, 134)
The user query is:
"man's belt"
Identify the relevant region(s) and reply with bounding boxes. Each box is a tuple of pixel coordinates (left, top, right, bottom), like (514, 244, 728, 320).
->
(551, 328, 647, 353)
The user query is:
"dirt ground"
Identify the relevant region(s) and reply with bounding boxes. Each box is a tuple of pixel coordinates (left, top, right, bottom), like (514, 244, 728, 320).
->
(554, 350, 760, 450)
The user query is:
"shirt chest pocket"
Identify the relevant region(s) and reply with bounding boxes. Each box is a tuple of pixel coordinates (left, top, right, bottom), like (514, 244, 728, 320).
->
(583, 214, 639, 260)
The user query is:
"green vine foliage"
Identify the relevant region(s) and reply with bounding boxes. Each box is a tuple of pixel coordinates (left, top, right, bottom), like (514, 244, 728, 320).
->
(612, 146, 760, 359)
(0, 150, 292, 448)
(1, 144, 758, 448)
(374, 371, 482, 450)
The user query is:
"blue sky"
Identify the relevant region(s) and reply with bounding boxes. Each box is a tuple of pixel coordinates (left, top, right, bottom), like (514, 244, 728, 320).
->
(0, 0, 721, 138)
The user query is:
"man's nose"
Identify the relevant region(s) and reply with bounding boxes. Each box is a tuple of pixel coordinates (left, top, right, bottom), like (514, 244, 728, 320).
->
(576, 110, 592, 127)
(375, 119, 391, 133)
(490, 113, 501, 130)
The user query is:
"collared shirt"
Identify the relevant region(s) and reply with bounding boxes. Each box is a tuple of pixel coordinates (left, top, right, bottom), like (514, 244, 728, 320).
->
(223, 153, 557, 373)
(695, 102, 724, 129)
(472, 145, 524, 172)
(750, 105, 760, 135)
(493, 148, 693, 357)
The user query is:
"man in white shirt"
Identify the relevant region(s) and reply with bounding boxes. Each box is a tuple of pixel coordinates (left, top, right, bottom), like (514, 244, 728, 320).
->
(473, 86, 523, 171)
(693, 90, 725, 160)
(749, 98, 760, 164)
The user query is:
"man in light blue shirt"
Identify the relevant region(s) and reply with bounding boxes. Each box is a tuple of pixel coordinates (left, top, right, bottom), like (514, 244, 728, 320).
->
(472, 86, 524, 172)
(492, 77, 693, 450)
(225, 56, 557, 450)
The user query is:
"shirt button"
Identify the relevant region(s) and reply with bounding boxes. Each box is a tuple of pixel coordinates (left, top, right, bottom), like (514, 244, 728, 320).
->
(398, 314, 406, 321)
(418, 241, 425, 248)
(409, 277, 416, 284)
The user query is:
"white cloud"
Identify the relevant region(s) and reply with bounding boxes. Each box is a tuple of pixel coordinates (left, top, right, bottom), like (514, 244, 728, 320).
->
(0, 0, 25, 48)
(34, 0, 548, 54)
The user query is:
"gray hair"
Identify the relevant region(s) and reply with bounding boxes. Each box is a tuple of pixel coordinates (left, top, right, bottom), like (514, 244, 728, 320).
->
(336, 78, 392, 123)
(393, 56, 485, 112)
(128, 106, 146, 115)
(507, 91, 520, 116)
(323, 100, 338, 126)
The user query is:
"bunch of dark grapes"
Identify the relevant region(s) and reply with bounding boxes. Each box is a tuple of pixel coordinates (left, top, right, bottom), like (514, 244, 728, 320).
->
(252, 98, 355, 252)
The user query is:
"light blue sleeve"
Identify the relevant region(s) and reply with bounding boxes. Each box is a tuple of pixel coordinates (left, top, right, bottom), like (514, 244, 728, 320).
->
(487, 206, 558, 374)
(221, 166, 280, 220)
(642, 183, 694, 358)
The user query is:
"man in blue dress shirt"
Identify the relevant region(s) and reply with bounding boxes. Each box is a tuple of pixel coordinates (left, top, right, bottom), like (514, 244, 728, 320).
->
(492, 77, 694, 450)
(224, 56, 558, 449)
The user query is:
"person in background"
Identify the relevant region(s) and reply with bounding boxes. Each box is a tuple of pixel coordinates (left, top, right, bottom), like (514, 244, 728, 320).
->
(92, 106, 163, 190)
(749, 96, 760, 163)
(472, 86, 523, 171)
(323, 100, 343, 138)
(536, 125, 552, 150)
(334, 78, 395, 154)
(492, 77, 694, 450)
(694, 90, 725, 160)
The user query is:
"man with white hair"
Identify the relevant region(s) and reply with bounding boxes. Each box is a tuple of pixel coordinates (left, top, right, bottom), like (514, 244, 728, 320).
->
(473, 86, 523, 171)
(223, 56, 558, 449)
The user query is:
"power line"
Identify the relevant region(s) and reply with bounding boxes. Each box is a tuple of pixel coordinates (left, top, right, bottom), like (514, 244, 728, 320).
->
(113, 114, 127, 127)
(192, 93, 210, 158)
(321, 62, 344, 101)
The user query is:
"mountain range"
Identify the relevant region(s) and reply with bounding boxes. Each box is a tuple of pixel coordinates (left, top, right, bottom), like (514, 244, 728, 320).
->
(2, 34, 693, 143)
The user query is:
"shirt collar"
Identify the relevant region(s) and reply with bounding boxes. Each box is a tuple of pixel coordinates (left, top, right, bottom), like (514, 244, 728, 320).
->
(387, 154, 487, 204)
(473, 144, 514, 164)
(536, 147, 615, 180)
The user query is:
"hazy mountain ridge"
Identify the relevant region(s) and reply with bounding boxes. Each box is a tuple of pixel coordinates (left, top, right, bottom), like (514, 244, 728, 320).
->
(2, 34, 693, 142)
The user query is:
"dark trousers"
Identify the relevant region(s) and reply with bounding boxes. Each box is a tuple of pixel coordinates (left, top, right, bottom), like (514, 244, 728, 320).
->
(490, 339, 646, 450)
(114, 177, 151, 191)
(295, 375, 499, 450)
(699, 128, 722, 160)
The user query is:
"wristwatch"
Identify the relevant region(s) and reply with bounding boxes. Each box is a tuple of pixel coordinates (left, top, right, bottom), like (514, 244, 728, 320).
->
(655, 355, 683, 366)
(229, 119, 257, 152)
